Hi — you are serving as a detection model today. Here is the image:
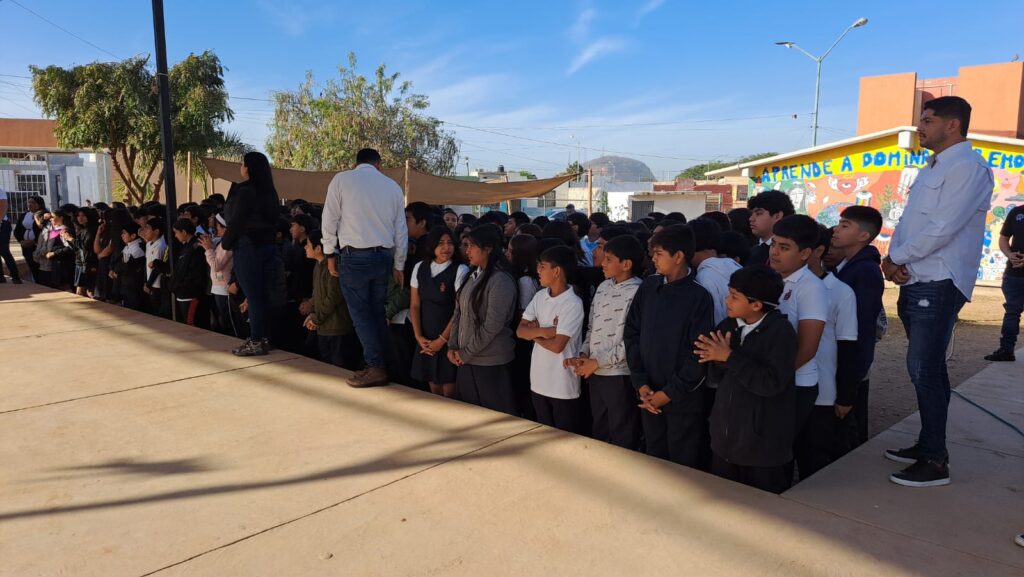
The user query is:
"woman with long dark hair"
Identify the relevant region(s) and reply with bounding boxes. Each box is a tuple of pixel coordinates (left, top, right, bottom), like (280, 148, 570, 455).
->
(221, 152, 282, 356)
(34, 209, 75, 290)
(447, 224, 519, 415)
(71, 207, 99, 296)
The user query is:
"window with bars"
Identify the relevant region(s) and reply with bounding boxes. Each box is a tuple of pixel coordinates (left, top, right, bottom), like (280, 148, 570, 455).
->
(704, 193, 723, 213)
(736, 184, 749, 202)
(630, 200, 654, 222)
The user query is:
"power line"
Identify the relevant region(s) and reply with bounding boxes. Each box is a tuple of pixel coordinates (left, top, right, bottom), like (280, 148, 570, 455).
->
(6, 0, 122, 60)
(471, 113, 806, 131)
(441, 119, 722, 162)
(0, 73, 32, 79)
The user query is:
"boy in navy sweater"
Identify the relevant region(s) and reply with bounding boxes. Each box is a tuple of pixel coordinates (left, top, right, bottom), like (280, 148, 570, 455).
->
(624, 224, 715, 469)
(830, 206, 884, 449)
(698, 265, 797, 493)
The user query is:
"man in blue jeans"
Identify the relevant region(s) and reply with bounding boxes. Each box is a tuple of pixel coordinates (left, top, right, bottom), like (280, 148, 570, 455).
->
(321, 148, 408, 387)
(984, 202, 1024, 362)
(883, 96, 994, 487)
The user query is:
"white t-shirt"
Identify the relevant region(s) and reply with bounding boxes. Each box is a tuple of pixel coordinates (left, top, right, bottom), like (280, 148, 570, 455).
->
(815, 273, 859, 406)
(696, 257, 742, 325)
(522, 287, 585, 400)
(777, 265, 829, 387)
(146, 237, 167, 289)
(517, 275, 540, 310)
(410, 260, 470, 291)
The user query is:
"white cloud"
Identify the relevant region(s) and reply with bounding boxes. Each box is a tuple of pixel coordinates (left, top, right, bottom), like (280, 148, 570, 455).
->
(567, 37, 627, 75)
(637, 0, 665, 18)
(570, 8, 597, 42)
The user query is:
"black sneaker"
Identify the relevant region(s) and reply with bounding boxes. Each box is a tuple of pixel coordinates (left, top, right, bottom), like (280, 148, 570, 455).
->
(884, 444, 926, 464)
(889, 459, 950, 487)
(984, 349, 1016, 362)
(232, 339, 268, 357)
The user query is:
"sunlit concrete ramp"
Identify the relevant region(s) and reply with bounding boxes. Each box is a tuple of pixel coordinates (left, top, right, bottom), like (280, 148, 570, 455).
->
(1, 283, 1020, 577)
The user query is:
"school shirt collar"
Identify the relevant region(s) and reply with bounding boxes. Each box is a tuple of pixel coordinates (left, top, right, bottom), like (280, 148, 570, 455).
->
(758, 236, 774, 246)
(784, 264, 810, 285)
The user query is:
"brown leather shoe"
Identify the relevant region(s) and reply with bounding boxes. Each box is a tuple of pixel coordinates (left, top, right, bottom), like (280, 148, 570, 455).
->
(347, 366, 388, 388)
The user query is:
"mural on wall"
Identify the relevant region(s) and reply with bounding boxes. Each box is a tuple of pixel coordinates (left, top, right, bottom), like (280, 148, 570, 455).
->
(751, 141, 1024, 283)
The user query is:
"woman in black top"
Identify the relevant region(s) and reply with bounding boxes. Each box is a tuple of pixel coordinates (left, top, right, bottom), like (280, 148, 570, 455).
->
(221, 152, 282, 357)
(71, 207, 99, 296)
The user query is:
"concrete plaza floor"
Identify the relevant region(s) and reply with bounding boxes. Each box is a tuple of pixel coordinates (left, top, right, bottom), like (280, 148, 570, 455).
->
(1, 283, 1021, 576)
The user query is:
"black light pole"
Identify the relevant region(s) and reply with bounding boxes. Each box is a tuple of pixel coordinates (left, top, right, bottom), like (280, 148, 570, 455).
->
(151, 0, 178, 317)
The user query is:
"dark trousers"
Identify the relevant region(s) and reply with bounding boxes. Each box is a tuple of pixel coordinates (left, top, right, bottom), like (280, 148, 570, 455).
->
(786, 385, 819, 484)
(176, 298, 210, 329)
(122, 287, 146, 312)
(337, 249, 392, 369)
(213, 294, 240, 337)
(233, 238, 279, 341)
(795, 405, 835, 481)
(0, 220, 20, 281)
(387, 321, 423, 390)
(898, 280, 966, 462)
(712, 453, 790, 494)
(147, 286, 171, 319)
(834, 378, 870, 459)
(318, 333, 364, 371)
(511, 338, 536, 420)
(532, 392, 582, 433)
(641, 392, 710, 470)
(998, 275, 1024, 351)
(457, 363, 518, 416)
(588, 374, 641, 450)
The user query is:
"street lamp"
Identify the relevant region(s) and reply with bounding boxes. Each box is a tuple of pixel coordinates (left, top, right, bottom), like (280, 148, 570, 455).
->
(776, 17, 868, 146)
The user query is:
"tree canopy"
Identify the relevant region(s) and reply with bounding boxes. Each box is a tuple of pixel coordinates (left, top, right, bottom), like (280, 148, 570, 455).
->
(559, 160, 584, 182)
(266, 53, 459, 176)
(675, 152, 778, 180)
(31, 51, 239, 204)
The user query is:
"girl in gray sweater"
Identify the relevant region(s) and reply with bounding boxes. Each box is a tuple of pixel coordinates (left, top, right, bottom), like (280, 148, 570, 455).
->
(448, 224, 518, 415)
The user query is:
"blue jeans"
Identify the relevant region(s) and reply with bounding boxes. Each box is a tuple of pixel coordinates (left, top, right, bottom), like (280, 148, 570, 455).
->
(999, 275, 1024, 351)
(897, 280, 966, 462)
(233, 238, 279, 341)
(337, 249, 392, 368)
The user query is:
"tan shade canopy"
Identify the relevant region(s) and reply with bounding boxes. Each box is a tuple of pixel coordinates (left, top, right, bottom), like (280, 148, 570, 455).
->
(201, 157, 576, 205)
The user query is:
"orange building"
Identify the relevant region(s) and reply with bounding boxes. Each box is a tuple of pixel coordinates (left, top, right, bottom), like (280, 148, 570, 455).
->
(708, 61, 1024, 284)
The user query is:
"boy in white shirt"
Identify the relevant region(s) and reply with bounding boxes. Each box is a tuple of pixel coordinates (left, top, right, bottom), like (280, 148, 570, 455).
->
(566, 235, 645, 449)
(769, 215, 828, 484)
(517, 245, 585, 433)
(802, 225, 859, 479)
(691, 217, 742, 325)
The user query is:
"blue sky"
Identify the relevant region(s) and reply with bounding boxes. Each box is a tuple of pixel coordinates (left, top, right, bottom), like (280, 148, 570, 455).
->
(2, 0, 1021, 179)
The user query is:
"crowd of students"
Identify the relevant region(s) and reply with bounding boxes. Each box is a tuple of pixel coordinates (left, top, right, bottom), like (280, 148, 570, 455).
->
(10, 178, 896, 494)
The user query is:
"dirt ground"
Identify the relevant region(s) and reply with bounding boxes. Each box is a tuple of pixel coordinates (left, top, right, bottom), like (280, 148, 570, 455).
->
(867, 284, 1009, 437)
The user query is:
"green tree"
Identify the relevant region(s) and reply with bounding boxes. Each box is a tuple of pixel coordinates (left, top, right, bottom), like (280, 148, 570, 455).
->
(31, 51, 236, 205)
(267, 53, 459, 175)
(675, 152, 778, 181)
(518, 170, 537, 180)
(559, 161, 584, 182)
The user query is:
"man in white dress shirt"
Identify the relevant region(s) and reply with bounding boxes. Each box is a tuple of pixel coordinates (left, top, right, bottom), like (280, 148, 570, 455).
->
(882, 97, 994, 487)
(321, 148, 409, 387)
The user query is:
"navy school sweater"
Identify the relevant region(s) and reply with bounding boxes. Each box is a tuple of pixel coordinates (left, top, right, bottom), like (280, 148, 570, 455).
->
(623, 271, 714, 412)
(833, 245, 884, 383)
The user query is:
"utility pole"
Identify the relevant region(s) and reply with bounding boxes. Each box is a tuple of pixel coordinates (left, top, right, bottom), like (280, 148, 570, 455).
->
(151, 0, 178, 317)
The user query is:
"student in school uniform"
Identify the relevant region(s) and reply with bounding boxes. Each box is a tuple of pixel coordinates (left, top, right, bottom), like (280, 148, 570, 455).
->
(747, 191, 795, 266)
(200, 214, 238, 337)
(830, 206, 885, 451)
(697, 265, 797, 494)
(625, 224, 715, 470)
(985, 202, 1024, 362)
(110, 222, 146, 311)
(803, 225, 859, 478)
(410, 226, 470, 399)
(567, 234, 645, 449)
(691, 217, 742, 326)
(517, 245, 586, 432)
(303, 231, 362, 371)
(768, 215, 828, 484)
(161, 218, 211, 328)
(448, 224, 519, 415)
(508, 232, 541, 418)
(141, 217, 170, 318)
